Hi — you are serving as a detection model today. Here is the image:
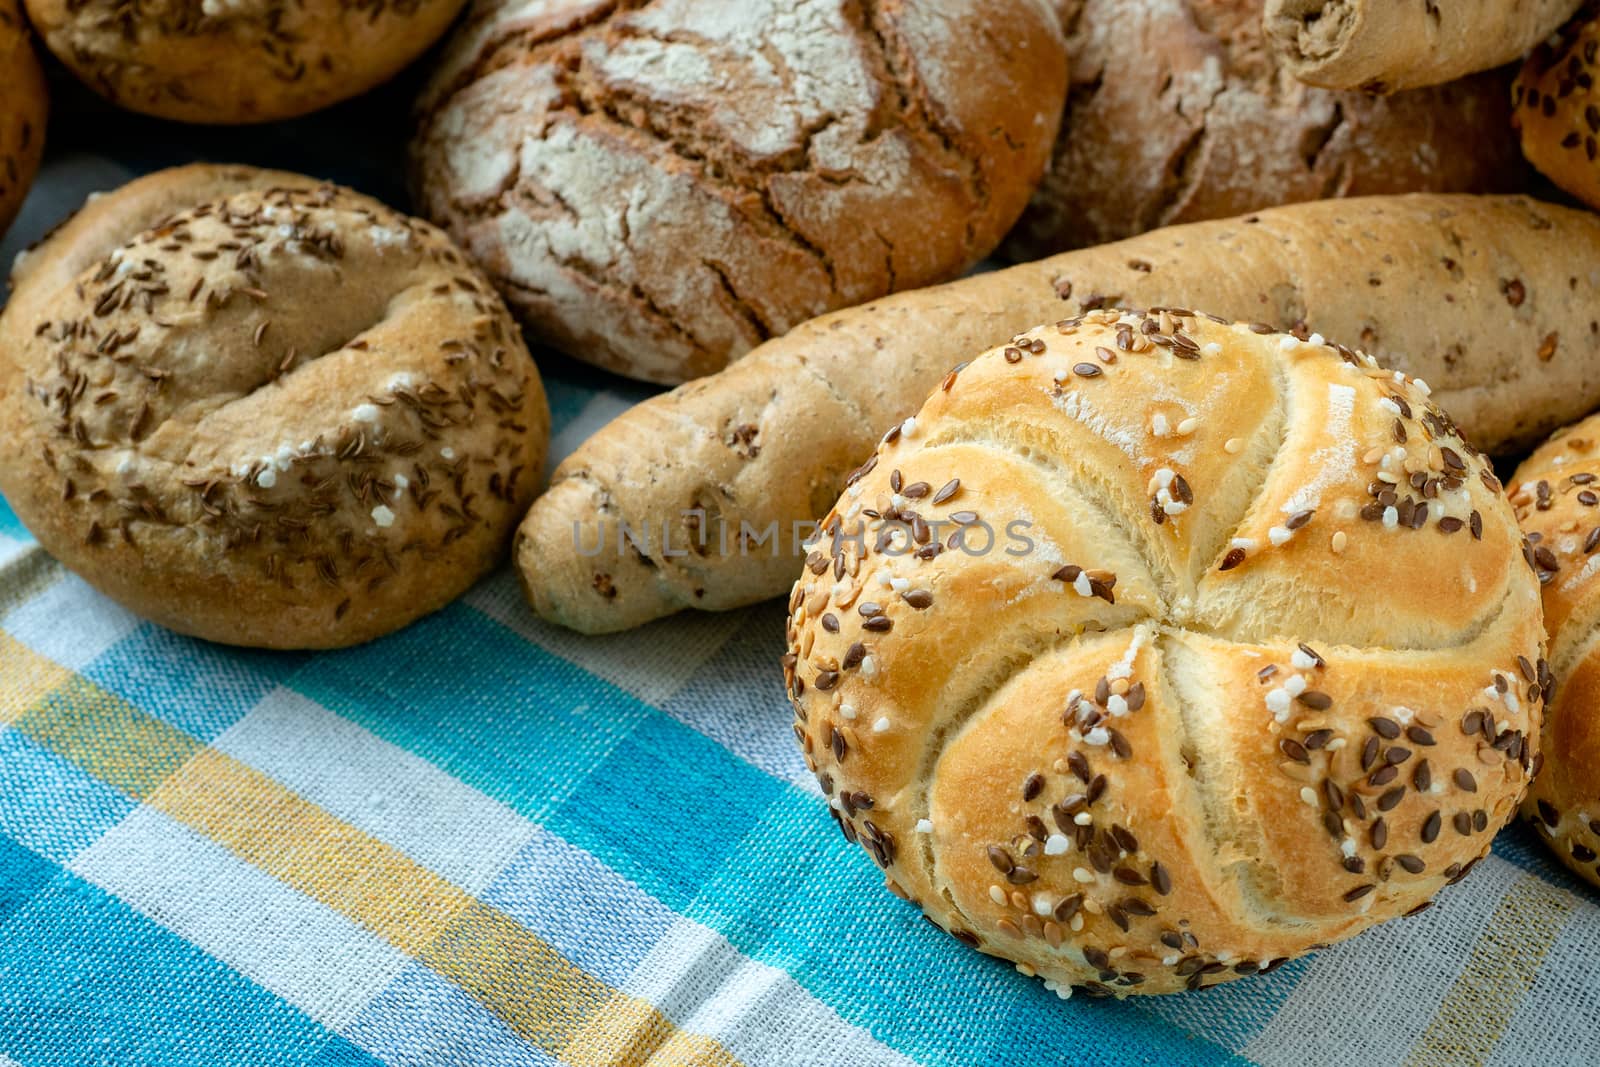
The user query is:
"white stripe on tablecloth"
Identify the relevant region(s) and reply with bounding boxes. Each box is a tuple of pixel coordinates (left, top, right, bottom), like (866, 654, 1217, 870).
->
(69, 805, 411, 1032)
(210, 686, 536, 896)
(1245, 856, 1524, 1067)
(465, 569, 744, 706)
(2, 574, 141, 672)
(623, 918, 921, 1067)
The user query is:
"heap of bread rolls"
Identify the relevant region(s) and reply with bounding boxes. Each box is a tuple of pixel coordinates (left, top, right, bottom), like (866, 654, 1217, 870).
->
(6, 0, 1600, 998)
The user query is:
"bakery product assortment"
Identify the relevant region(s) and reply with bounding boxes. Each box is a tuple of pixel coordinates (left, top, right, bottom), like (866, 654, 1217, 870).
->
(1009, 0, 1527, 256)
(1514, 2, 1600, 212)
(784, 310, 1546, 996)
(1264, 0, 1582, 93)
(23, 0, 467, 124)
(1509, 414, 1600, 889)
(0, 0, 47, 239)
(0, 165, 549, 649)
(411, 0, 1068, 384)
(519, 194, 1600, 635)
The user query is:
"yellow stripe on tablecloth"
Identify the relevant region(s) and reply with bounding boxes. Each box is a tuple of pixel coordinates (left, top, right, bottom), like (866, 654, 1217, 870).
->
(1403, 873, 1575, 1067)
(0, 631, 70, 727)
(6, 641, 742, 1067)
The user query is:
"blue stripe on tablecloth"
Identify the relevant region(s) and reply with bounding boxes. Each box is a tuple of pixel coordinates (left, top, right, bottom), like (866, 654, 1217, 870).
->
(0, 727, 134, 865)
(0, 498, 27, 543)
(345, 964, 560, 1067)
(284, 603, 1249, 1067)
(0, 833, 382, 1067)
(1493, 821, 1591, 896)
(82, 624, 306, 743)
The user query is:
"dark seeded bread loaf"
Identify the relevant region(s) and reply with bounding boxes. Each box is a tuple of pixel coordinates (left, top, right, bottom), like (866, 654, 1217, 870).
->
(1006, 0, 1528, 257)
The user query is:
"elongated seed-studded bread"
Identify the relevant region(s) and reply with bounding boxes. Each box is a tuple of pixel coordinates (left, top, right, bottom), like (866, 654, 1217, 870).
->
(0, 0, 47, 239)
(1008, 0, 1527, 256)
(1264, 0, 1582, 92)
(784, 311, 1546, 996)
(518, 194, 1600, 634)
(1514, 4, 1600, 211)
(1509, 415, 1600, 888)
(0, 165, 549, 649)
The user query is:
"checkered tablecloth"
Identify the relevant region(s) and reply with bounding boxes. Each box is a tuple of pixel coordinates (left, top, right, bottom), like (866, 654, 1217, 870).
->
(3, 71, 1599, 1067)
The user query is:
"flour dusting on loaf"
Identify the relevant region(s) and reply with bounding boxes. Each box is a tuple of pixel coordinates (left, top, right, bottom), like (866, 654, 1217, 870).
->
(785, 310, 1545, 995)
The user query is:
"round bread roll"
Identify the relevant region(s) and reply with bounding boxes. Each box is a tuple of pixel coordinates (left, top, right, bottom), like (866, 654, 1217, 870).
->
(23, 0, 467, 124)
(412, 0, 1068, 384)
(0, 165, 549, 649)
(1, 0, 47, 238)
(1513, 2, 1600, 212)
(1509, 414, 1600, 889)
(1007, 0, 1527, 257)
(784, 310, 1546, 996)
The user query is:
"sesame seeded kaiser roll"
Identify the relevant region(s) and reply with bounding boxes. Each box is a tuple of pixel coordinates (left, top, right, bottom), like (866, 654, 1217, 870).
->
(0, 165, 549, 649)
(0, 0, 47, 238)
(1509, 414, 1600, 889)
(1514, 2, 1600, 212)
(784, 310, 1546, 996)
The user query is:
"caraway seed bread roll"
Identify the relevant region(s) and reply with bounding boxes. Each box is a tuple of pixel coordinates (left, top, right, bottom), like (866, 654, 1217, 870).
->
(518, 194, 1600, 634)
(0, 0, 47, 239)
(0, 165, 549, 649)
(785, 310, 1546, 996)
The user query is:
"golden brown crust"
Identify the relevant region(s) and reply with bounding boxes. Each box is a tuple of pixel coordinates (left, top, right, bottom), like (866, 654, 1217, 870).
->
(411, 0, 1067, 384)
(1264, 0, 1581, 92)
(519, 194, 1600, 634)
(1514, 3, 1600, 212)
(1008, 0, 1528, 257)
(23, 0, 467, 124)
(784, 311, 1546, 996)
(1509, 412, 1600, 889)
(0, 0, 47, 238)
(0, 164, 549, 649)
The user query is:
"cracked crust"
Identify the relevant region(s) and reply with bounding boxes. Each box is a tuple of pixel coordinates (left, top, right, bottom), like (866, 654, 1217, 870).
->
(783, 312, 1545, 995)
(0, 0, 46, 238)
(518, 193, 1600, 634)
(411, 0, 1068, 384)
(1509, 414, 1600, 890)
(1263, 0, 1581, 93)
(1007, 0, 1528, 257)
(24, 0, 468, 124)
(0, 165, 550, 648)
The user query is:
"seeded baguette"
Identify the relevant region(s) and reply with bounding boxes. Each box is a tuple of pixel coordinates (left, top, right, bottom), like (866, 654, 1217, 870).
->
(785, 312, 1545, 995)
(518, 193, 1600, 634)
(1509, 414, 1600, 889)
(0, 165, 550, 648)
(1264, 0, 1582, 92)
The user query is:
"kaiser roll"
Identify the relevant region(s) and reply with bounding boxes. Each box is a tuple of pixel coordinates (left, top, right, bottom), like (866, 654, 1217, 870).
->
(784, 309, 1545, 996)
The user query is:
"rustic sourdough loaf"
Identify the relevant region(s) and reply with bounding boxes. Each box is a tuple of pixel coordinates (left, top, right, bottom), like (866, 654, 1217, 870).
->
(785, 311, 1544, 996)
(24, 0, 467, 123)
(1509, 414, 1600, 890)
(518, 194, 1600, 634)
(0, 0, 46, 239)
(1009, 0, 1527, 256)
(412, 0, 1067, 384)
(0, 165, 549, 648)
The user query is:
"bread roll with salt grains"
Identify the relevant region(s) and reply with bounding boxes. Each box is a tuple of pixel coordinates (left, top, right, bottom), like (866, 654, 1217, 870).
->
(412, 0, 1067, 384)
(1509, 414, 1600, 890)
(0, 0, 47, 238)
(785, 311, 1546, 996)
(1514, 1, 1600, 211)
(520, 194, 1600, 635)
(0, 165, 549, 649)
(23, 0, 468, 123)
(1265, 0, 1582, 92)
